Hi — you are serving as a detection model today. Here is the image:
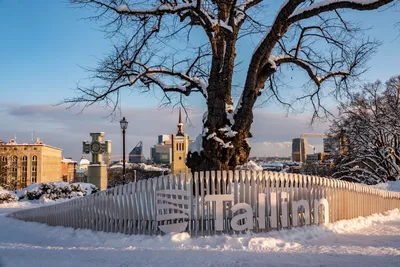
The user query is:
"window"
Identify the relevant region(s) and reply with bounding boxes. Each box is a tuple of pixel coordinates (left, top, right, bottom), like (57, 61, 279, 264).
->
(31, 155, 37, 183)
(11, 156, 17, 183)
(0, 156, 7, 184)
(21, 156, 28, 187)
(176, 142, 184, 151)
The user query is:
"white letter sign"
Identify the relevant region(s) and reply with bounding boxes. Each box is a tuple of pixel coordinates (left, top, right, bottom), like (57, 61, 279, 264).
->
(205, 194, 233, 231)
(231, 203, 253, 231)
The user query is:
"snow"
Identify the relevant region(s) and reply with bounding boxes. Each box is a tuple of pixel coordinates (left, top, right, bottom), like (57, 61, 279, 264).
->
(12, 182, 98, 202)
(61, 158, 76, 164)
(237, 160, 263, 171)
(289, 0, 381, 19)
(0, 187, 18, 204)
(218, 125, 238, 137)
(1, 202, 400, 266)
(115, 3, 196, 14)
(115, 4, 130, 12)
(207, 133, 234, 149)
(138, 163, 167, 172)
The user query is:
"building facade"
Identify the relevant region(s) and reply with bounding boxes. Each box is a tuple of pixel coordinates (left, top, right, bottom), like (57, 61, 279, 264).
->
(0, 138, 62, 189)
(292, 138, 308, 163)
(61, 158, 77, 182)
(151, 135, 172, 165)
(129, 141, 146, 163)
(306, 152, 325, 163)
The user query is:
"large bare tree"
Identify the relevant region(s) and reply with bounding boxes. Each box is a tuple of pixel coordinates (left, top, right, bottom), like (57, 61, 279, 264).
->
(65, 0, 398, 171)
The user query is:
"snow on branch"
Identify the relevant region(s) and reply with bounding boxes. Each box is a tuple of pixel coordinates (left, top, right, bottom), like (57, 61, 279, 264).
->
(112, 1, 233, 33)
(288, 0, 395, 23)
(207, 132, 234, 148)
(274, 56, 350, 86)
(137, 66, 209, 98)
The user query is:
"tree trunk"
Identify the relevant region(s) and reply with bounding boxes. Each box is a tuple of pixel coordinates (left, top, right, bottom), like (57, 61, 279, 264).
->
(186, 31, 253, 172)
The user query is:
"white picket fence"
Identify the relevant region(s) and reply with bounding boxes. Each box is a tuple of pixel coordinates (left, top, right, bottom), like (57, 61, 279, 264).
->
(7, 171, 400, 236)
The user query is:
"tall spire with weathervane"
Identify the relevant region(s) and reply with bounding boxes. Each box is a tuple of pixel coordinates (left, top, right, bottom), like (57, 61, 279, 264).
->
(177, 108, 184, 136)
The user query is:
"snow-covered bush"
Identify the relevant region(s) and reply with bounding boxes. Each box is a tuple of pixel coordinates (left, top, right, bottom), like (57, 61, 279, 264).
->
(18, 182, 98, 201)
(0, 186, 18, 204)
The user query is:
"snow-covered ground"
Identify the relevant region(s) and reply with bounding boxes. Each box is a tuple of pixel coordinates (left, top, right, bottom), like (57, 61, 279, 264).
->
(0, 202, 399, 266)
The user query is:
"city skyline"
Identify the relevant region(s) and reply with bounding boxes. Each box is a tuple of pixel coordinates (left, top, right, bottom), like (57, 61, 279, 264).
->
(0, 103, 329, 161)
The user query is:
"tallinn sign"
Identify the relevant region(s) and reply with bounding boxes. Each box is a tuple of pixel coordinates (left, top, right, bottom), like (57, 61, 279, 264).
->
(156, 189, 330, 234)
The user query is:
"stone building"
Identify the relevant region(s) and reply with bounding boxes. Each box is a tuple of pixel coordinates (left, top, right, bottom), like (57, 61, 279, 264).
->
(61, 158, 77, 182)
(0, 138, 62, 189)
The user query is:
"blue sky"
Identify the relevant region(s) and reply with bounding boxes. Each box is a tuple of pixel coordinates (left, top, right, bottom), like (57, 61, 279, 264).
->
(0, 1, 399, 160)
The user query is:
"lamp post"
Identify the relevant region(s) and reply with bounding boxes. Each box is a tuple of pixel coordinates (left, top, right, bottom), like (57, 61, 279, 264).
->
(119, 117, 128, 183)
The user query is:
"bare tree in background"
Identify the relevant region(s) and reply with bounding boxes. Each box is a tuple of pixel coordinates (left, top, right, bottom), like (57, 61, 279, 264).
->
(65, 0, 398, 171)
(329, 75, 400, 184)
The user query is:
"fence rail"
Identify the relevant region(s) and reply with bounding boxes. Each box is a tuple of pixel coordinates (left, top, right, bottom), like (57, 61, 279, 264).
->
(7, 171, 400, 236)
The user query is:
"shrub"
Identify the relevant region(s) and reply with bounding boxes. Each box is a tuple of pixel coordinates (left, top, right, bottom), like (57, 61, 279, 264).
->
(19, 182, 98, 201)
(0, 186, 18, 204)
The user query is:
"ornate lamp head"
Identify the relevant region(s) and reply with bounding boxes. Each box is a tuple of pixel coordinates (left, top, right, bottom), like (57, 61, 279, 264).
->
(120, 117, 129, 130)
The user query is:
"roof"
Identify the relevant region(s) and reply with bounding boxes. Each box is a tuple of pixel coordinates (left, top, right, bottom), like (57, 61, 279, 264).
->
(62, 158, 77, 164)
(0, 142, 62, 151)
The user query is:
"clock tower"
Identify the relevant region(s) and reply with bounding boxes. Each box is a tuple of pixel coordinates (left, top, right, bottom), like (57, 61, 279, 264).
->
(82, 132, 112, 190)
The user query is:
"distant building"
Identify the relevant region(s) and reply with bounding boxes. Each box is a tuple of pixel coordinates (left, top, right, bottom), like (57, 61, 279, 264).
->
(78, 156, 90, 171)
(128, 141, 146, 163)
(0, 138, 62, 189)
(171, 109, 193, 175)
(261, 162, 284, 172)
(292, 138, 308, 162)
(306, 152, 325, 163)
(158, 135, 171, 144)
(150, 134, 173, 165)
(61, 158, 77, 182)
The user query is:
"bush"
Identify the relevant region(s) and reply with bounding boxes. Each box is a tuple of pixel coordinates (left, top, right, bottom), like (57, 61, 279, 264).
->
(19, 182, 98, 201)
(0, 186, 18, 204)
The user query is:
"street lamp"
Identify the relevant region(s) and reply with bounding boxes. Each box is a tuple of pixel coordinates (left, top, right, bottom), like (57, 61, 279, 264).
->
(119, 117, 128, 183)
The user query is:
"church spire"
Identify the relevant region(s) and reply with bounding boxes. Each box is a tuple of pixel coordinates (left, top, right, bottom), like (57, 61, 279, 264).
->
(177, 108, 184, 136)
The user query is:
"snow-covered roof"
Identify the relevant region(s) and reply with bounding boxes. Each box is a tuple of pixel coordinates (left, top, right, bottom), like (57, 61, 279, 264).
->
(237, 160, 263, 171)
(61, 158, 77, 164)
(261, 162, 284, 168)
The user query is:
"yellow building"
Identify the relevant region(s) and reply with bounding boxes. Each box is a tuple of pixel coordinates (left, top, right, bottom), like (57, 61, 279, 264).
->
(170, 109, 191, 175)
(0, 138, 62, 189)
